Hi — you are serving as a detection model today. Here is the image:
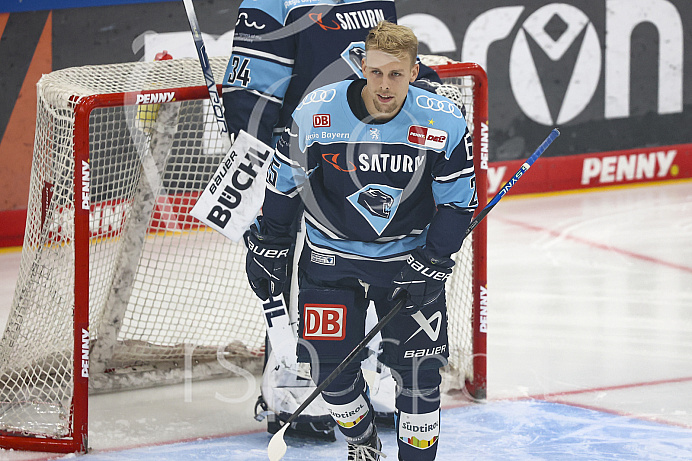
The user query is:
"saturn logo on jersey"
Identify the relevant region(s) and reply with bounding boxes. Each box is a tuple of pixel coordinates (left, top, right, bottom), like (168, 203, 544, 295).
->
(323, 153, 357, 172)
(336, 9, 386, 31)
(408, 126, 448, 150)
(303, 304, 346, 340)
(308, 12, 340, 31)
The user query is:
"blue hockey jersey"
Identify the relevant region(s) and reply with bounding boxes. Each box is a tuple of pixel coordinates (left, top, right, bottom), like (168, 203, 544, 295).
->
(261, 79, 478, 286)
(221, 0, 439, 147)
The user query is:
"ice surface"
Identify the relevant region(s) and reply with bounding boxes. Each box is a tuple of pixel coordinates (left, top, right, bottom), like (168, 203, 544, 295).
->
(1, 182, 691, 460)
(36, 402, 692, 460)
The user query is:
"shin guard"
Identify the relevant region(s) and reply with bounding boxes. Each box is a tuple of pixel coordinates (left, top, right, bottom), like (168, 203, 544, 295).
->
(321, 370, 375, 444)
(395, 371, 441, 460)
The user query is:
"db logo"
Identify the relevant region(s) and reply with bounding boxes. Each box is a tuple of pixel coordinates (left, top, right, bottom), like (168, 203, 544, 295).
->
(313, 114, 331, 127)
(407, 125, 448, 150)
(303, 304, 346, 340)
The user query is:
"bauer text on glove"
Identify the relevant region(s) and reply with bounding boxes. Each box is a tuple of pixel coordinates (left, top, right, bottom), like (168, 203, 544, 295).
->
(244, 222, 292, 301)
(388, 247, 454, 313)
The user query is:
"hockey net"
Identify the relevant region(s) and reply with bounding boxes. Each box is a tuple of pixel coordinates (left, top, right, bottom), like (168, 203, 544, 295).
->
(0, 55, 487, 452)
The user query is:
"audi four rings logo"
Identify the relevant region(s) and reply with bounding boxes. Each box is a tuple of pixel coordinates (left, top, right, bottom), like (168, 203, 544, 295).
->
(297, 89, 337, 110)
(416, 95, 463, 119)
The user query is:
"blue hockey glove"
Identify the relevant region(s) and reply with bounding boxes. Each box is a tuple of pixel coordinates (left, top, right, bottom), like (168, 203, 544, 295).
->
(388, 247, 454, 314)
(244, 222, 292, 301)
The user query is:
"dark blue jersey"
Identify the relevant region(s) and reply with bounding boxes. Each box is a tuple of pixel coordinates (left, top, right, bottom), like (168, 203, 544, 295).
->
(261, 79, 477, 286)
(221, 0, 439, 147)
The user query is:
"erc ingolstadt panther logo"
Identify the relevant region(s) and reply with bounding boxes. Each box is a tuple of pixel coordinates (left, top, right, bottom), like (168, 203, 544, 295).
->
(347, 184, 403, 235)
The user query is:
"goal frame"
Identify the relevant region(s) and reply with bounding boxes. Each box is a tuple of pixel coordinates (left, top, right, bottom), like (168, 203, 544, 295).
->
(0, 62, 487, 454)
(435, 63, 489, 401)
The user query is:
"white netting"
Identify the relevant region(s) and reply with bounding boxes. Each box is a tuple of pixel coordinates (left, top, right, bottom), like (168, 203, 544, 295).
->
(0, 56, 484, 442)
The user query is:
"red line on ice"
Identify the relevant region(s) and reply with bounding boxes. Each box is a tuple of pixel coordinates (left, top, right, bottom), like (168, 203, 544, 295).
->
(499, 218, 692, 274)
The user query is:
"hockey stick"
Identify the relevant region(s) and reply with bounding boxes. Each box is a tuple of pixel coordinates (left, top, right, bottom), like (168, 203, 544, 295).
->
(183, 0, 291, 361)
(465, 127, 560, 236)
(181, 1, 299, 366)
(181, 0, 232, 152)
(267, 128, 560, 460)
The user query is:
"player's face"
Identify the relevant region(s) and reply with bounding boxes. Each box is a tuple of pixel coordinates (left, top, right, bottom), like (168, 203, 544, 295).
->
(362, 49, 419, 121)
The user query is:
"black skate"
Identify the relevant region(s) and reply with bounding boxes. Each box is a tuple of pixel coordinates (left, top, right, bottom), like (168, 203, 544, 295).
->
(347, 426, 385, 460)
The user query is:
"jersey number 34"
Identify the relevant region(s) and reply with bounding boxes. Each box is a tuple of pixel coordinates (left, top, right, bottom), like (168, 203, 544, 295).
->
(228, 56, 251, 87)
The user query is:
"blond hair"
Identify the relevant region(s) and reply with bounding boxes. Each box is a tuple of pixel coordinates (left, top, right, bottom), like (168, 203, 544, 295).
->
(364, 21, 418, 67)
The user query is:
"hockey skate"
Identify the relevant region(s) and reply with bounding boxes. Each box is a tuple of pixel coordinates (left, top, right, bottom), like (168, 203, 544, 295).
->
(347, 426, 385, 460)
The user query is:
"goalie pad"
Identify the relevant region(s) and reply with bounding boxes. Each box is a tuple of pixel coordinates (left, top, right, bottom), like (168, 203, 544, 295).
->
(261, 345, 332, 421)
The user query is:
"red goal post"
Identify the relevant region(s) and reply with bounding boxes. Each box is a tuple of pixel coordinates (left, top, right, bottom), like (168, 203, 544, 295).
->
(0, 56, 487, 453)
(431, 60, 489, 401)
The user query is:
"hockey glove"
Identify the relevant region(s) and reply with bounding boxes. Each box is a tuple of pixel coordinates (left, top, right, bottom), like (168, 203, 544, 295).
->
(244, 222, 293, 301)
(388, 247, 454, 314)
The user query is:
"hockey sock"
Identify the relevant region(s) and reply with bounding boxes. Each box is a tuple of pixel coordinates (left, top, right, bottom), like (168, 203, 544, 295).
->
(395, 370, 441, 461)
(319, 366, 375, 444)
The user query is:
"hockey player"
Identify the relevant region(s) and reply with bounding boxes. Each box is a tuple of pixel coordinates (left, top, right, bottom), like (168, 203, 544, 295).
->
(245, 21, 477, 461)
(223, 0, 441, 440)
(222, 0, 440, 146)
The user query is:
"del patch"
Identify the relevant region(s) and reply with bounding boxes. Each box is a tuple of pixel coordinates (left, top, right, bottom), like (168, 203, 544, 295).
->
(408, 125, 448, 150)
